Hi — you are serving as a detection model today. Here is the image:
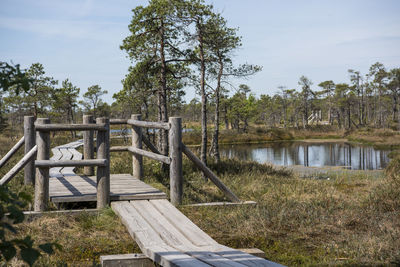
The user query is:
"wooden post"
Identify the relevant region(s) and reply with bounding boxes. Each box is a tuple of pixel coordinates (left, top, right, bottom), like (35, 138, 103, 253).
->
(96, 117, 110, 208)
(169, 117, 183, 205)
(24, 116, 35, 185)
(131, 114, 143, 180)
(34, 118, 50, 211)
(83, 115, 94, 176)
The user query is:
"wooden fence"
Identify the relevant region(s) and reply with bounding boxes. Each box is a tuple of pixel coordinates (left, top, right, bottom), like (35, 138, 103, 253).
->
(0, 114, 239, 212)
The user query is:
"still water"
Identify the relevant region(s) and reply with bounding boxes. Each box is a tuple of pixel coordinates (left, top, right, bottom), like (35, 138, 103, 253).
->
(219, 142, 391, 170)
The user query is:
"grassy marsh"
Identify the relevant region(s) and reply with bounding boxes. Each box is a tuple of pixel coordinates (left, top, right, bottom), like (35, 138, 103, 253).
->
(1, 127, 400, 266)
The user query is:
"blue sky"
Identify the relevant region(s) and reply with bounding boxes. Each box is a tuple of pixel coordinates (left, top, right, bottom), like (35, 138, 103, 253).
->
(1, 0, 399, 103)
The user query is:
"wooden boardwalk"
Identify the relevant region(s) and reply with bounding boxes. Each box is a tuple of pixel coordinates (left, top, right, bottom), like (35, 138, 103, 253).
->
(48, 140, 166, 203)
(112, 200, 282, 267)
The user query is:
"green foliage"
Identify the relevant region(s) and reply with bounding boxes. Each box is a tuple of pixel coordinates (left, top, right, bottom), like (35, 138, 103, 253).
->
(52, 79, 80, 123)
(80, 85, 108, 117)
(0, 186, 60, 265)
(0, 62, 30, 93)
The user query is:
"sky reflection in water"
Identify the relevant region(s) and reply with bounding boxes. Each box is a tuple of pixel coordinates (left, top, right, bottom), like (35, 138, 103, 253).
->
(220, 142, 390, 170)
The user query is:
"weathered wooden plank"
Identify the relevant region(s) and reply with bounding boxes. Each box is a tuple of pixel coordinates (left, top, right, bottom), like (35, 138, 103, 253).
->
(0, 145, 37, 186)
(212, 246, 283, 267)
(150, 199, 218, 247)
(100, 253, 155, 267)
(111, 202, 209, 267)
(0, 136, 24, 168)
(131, 200, 246, 267)
(182, 144, 240, 203)
(127, 119, 170, 130)
(51, 193, 167, 203)
(186, 201, 257, 207)
(35, 123, 107, 131)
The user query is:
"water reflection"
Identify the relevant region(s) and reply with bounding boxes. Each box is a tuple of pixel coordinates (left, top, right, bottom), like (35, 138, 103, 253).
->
(220, 142, 390, 170)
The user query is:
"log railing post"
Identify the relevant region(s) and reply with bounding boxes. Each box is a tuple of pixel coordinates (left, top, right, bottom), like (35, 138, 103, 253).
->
(83, 115, 94, 176)
(24, 116, 35, 185)
(169, 117, 183, 205)
(34, 118, 50, 211)
(96, 117, 110, 208)
(131, 114, 143, 180)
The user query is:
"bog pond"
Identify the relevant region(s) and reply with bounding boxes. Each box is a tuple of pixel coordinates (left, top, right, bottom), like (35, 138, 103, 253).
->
(219, 141, 391, 170)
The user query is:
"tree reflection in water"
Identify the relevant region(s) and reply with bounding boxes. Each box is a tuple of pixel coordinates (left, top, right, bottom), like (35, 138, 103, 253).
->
(219, 142, 390, 170)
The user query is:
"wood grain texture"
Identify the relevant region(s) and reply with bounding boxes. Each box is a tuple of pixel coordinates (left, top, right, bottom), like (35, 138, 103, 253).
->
(127, 119, 170, 130)
(24, 116, 35, 185)
(0, 136, 24, 168)
(169, 117, 183, 205)
(35, 118, 50, 211)
(35, 123, 107, 131)
(112, 200, 281, 267)
(83, 115, 94, 176)
(0, 145, 37, 186)
(182, 144, 240, 203)
(131, 114, 143, 180)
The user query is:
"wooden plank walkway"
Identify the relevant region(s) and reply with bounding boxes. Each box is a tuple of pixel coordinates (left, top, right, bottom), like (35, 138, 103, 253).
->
(112, 200, 283, 267)
(48, 140, 166, 203)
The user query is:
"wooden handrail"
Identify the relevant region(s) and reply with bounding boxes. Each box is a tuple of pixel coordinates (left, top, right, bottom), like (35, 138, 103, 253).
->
(35, 159, 106, 168)
(182, 144, 240, 203)
(35, 123, 107, 131)
(127, 119, 170, 130)
(127, 146, 171, 164)
(0, 145, 37, 186)
(110, 119, 128, 125)
(0, 136, 25, 168)
(142, 135, 161, 154)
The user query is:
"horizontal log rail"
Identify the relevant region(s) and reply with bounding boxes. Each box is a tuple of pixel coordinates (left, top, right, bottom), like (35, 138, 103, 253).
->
(35, 159, 107, 168)
(110, 145, 170, 165)
(127, 119, 170, 130)
(0, 145, 37, 186)
(182, 143, 240, 203)
(110, 119, 128, 125)
(110, 146, 128, 152)
(35, 123, 107, 132)
(0, 136, 25, 168)
(129, 146, 170, 164)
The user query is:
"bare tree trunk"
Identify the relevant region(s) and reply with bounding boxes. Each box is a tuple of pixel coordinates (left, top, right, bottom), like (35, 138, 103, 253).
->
(198, 22, 207, 166)
(210, 57, 223, 162)
(159, 21, 169, 160)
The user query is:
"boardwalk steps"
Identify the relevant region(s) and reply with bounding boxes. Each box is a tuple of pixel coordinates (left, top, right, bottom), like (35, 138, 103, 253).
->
(112, 200, 282, 267)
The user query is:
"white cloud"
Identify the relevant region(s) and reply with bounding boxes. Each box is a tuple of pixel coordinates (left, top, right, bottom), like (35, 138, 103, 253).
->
(0, 16, 126, 43)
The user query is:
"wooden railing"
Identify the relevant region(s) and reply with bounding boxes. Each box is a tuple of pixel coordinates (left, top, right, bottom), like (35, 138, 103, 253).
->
(106, 114, 183, 205)
(33, 117, 110, 211)
(0, 116, 36, 186)
(1, 114, 240, 212)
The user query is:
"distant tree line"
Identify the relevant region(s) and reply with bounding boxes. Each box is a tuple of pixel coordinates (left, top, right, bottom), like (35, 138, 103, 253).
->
(0, 62, 110, 133)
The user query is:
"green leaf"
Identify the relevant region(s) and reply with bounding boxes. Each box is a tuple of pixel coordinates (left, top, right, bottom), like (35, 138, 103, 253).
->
(0, 242, 17, 261)
(20, 247, 40, 267)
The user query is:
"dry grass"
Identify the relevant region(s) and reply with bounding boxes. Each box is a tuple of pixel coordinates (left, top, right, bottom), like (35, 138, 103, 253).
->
(2, 127, 400, 266)
(9, 209, 140, 266)
(179, 159, 400, 266)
